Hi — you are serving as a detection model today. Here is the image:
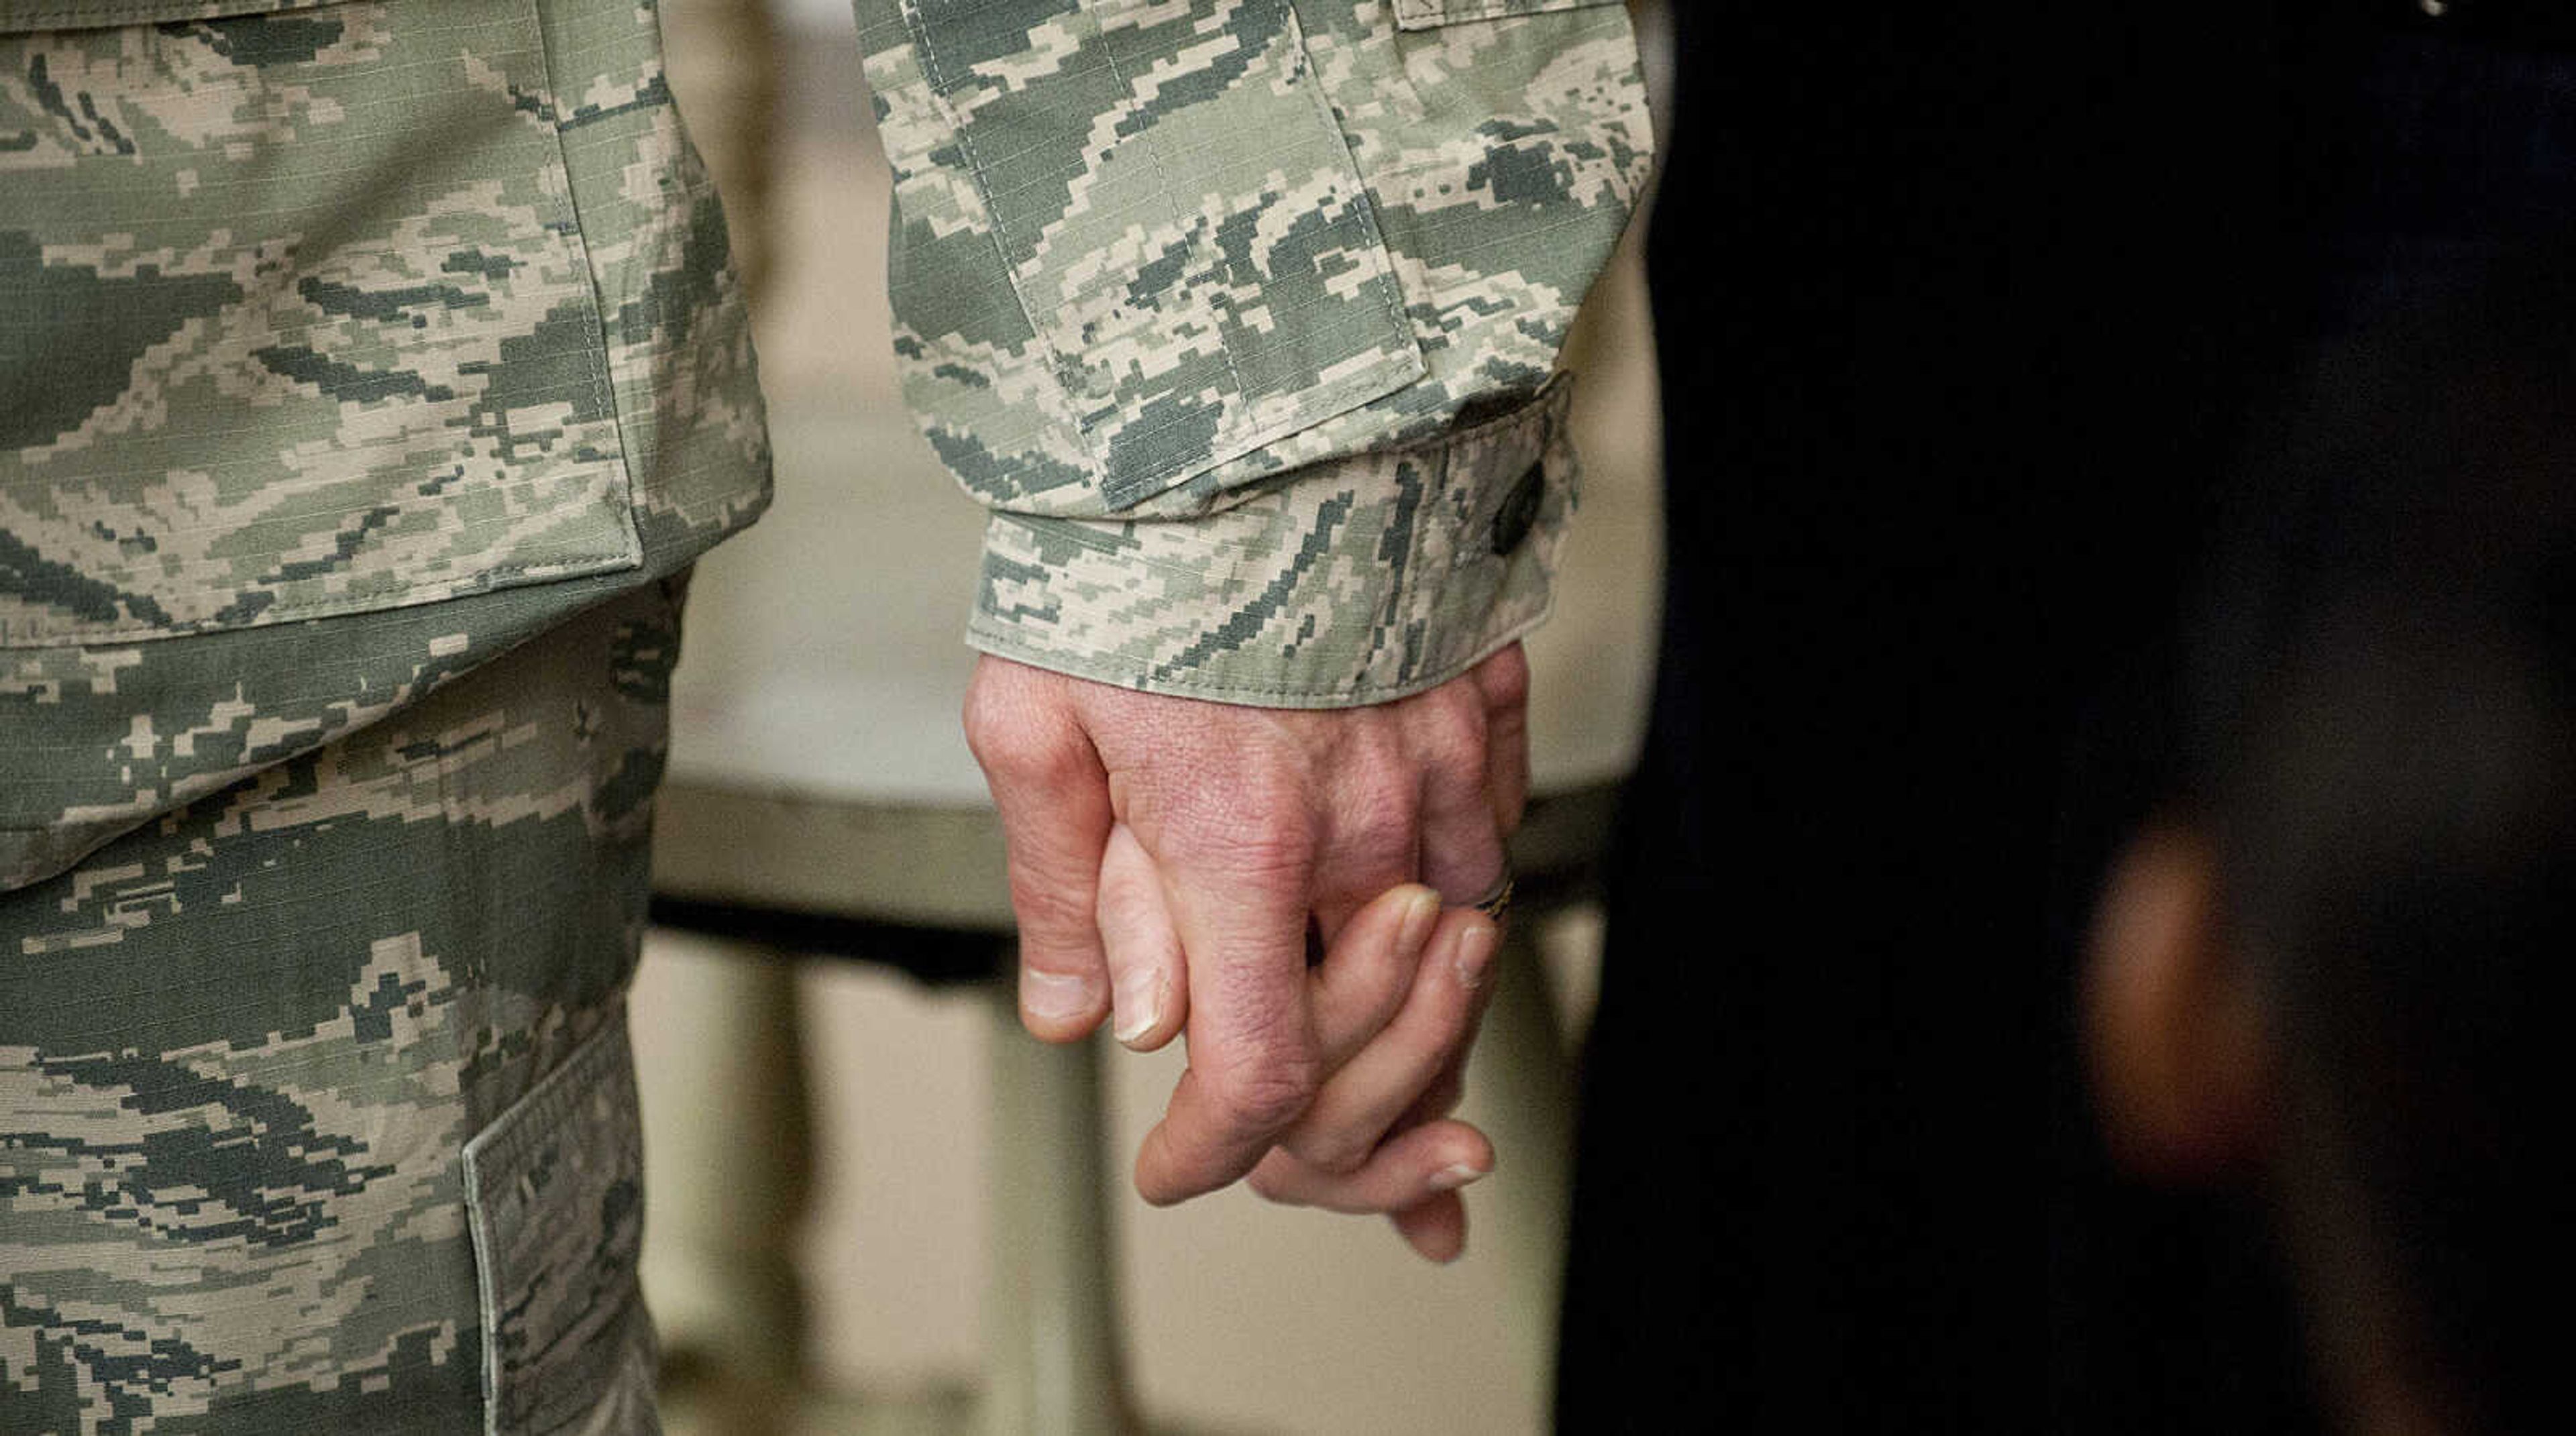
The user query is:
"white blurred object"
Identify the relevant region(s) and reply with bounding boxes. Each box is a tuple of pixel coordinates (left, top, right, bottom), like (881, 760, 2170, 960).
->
(772, 0, 856, 33)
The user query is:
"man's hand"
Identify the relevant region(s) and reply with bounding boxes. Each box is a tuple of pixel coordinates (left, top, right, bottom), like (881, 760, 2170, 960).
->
(963, 647, 1529, 1211)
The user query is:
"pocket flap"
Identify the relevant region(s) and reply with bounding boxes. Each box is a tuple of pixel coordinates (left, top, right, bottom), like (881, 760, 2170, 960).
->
(1, 2, 338, 36)
(462, 1014, 655, 1436)
(1, 4, 640, 650)
(889, 0, 1426, 511)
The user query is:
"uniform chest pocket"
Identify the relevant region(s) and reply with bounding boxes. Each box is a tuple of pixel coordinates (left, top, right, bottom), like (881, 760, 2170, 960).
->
(1389, 0, 1625, 27)
(0, 0, 639, 648)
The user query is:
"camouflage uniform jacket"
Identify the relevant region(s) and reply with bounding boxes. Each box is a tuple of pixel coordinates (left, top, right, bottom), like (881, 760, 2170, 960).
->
(854, 0, 1654, 706)
(0, 0, 1649, 893)
(1, 0, 773, 893)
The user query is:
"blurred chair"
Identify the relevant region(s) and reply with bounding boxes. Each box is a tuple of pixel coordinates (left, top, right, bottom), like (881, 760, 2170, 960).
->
(640, 1, 1665, 1431)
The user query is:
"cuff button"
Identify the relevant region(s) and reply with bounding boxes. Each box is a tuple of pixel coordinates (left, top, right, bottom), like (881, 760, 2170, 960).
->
(1490, 460, 1546, 556)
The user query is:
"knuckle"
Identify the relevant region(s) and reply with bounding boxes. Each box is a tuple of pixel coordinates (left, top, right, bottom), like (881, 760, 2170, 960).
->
(965, 703, 1085, 789)
(1007, 869, 1097, 944)
(1477, 646, 1532, 711)
(1092, 870, 1160, 931)
(1423, 692, 1489, 767)
(1329, 775, 1420, 873)
(1346, 763, 1419, 829)
(963, 712, 1028, 776)
(960, 679, 1018, 759)
(1234, 760, 1318, 825)
(1337, 720, 1407, 779)
(1017, 734, 1090, 787)
(1291, 1131, 1371, 1177)
(1203, 1059, 1320, 1134)
(1163, 806, 1313, 883)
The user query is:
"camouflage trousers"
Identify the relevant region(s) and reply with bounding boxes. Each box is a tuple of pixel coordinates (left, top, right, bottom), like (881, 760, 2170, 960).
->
(1, 577, 686, 1435)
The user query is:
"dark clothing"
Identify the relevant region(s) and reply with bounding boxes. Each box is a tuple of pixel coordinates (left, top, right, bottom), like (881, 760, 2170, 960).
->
(1560, 4, 2576, 1430)
(1557, 6, 2310, 1430)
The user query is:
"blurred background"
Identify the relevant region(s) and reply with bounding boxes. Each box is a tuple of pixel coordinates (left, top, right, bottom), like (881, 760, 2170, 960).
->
(632, 3, 1667, 1431)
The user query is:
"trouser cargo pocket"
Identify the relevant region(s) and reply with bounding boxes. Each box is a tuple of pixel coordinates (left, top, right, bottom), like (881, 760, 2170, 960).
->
(463, 1008, 659, 1436)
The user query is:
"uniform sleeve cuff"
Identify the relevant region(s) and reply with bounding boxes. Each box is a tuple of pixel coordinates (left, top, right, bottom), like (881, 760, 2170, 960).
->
(963, 378, 1579, 709)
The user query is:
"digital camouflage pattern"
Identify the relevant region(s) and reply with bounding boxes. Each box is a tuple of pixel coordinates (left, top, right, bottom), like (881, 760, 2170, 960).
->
(974, 374, 1580, 705)
(2, 1, 1638, 1429)
(2, 1, 639, 651)
(855, 0, 1651, 702)
(0, 0, 769, 892)
(1, 1, 755, 1430)
(1, 575, 682, 1435)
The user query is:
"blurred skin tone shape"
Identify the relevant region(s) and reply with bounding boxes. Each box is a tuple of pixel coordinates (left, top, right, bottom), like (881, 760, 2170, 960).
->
(2080, 244, 2576, 1433)
(2086, 830, 2449, 1436)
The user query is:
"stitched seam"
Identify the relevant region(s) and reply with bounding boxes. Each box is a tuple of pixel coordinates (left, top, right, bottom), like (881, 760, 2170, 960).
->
(527, 0, 647, 575)
(898, 0, 1112, 483)
(1077, 370, 1564, 520)
(0, 553, 637, 647)
(1087, 17, 1257, 480)
(1096, 0, 1419, 502)
(972, 382, 1570, 702)
(1350, 443, 1443, 690)
(967, 599, 1552, 705)
(1276, 1, 1417, 423)
(1099, 357, 1419, 510)
(904, 0, 1420, 508)
(1, 0, 321, 25)
(1, 0, 641, 650)
(1402, 429, 1454, 684)
(464, 1015, 637, 1435)
(1394, 0, 1612, 25)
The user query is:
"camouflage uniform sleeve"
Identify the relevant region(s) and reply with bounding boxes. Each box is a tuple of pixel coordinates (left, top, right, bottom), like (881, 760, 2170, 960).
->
(854, 0, 1652, 706)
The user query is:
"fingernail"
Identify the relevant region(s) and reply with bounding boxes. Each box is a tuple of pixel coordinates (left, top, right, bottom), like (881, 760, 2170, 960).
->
(1397, 885, 1442, 958)
(1113, 969, 1163, 1045)
(1453, 921, 1498, 991)
(1023, 969, 1099, 1026)
(1428, 1162, 1489, 1193)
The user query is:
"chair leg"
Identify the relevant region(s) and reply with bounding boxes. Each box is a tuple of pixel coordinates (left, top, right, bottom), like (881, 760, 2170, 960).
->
(633, 930, 814, 1434)
(981, 983, 1136, 1436)
(1473, 917, 1580, 1389)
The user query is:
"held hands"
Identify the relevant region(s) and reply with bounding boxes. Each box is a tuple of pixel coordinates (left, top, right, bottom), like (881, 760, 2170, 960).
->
(963, 647, 1529, 1261)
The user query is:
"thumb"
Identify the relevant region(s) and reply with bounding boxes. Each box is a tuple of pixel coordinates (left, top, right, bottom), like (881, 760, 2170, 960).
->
(1099, 822, 1188, 1051)
(967, 659, 1116, 1041)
